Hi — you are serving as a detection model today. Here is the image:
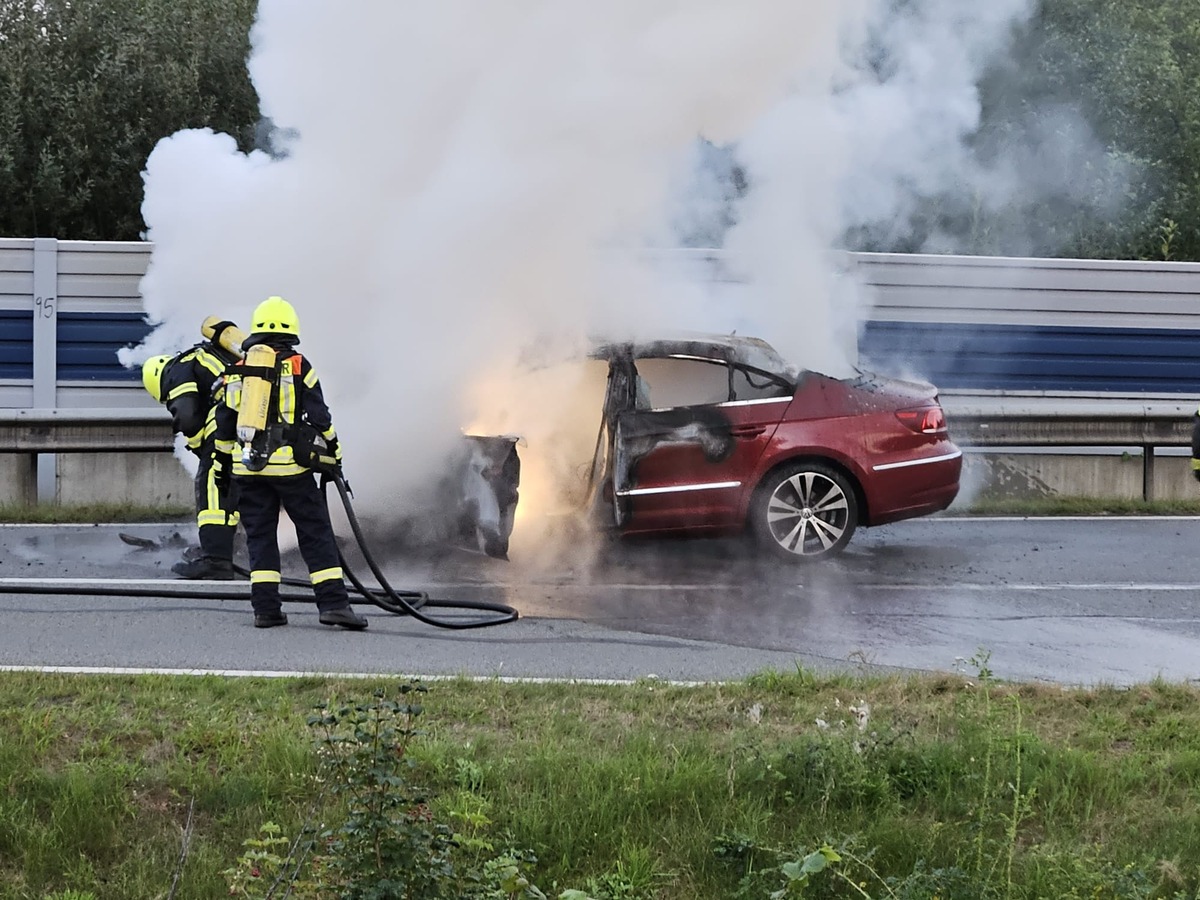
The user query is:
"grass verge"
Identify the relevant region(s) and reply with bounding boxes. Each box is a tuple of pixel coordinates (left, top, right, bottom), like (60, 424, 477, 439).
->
(2, 667, 1199, 899)
(946, 495, 1200, 517)
(0, 502, 191, 524)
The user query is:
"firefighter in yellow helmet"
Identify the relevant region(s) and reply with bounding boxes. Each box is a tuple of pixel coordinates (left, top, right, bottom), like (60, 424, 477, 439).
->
(214, 296, 367, 630)
(140, 319, 244, 579)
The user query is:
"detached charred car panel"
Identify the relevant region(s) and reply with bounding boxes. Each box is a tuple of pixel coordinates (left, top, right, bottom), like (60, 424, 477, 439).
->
(432, 435, 521, 559)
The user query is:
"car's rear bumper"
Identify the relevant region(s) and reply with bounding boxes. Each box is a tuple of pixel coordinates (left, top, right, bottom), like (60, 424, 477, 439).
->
(866, 444, 962, 525)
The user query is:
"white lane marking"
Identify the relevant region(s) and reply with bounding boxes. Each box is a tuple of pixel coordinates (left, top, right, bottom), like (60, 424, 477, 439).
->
(935, 516, 1200, 522)
(4, 578, 1195, 600)
(5, 577, 1199, 594)
(0, 577, 247, 588)
(864, 582, 1200, 591)
(0, 665, 712, 687)
(431, 583, 730, 591)
(0, 577, 728, 591)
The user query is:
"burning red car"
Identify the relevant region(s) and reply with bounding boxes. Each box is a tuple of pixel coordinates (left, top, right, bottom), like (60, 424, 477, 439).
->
(458, 333, 961, 562)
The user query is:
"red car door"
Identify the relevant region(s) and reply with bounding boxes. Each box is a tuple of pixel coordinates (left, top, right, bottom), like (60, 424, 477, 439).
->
(611, 357, 791, 533)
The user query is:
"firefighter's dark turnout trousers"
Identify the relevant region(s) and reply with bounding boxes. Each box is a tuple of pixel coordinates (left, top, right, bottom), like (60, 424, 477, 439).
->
(236, 473, 350, 615)
(161, 345, 239, 562)
(195, 438, 236, 561)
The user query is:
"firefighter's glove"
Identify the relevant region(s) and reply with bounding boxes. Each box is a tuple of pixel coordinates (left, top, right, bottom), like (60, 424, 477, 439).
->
(1192, 458, 1200, 483)
(327, 439, 349, 495)
(311, 436, 340, 475)
(317, 463, 351, 497)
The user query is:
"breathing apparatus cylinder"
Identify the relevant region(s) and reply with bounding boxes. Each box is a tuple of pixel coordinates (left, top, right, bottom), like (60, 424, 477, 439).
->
(201, 316, 247, 360)
(237, 344, 278, 470)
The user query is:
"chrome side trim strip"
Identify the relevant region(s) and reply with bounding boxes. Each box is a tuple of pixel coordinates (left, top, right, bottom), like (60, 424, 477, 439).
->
(716, 397, 792, 408)
(643, 397, 791, 412)
(617, 480, 742, 497)
(872, 449, 963, 472)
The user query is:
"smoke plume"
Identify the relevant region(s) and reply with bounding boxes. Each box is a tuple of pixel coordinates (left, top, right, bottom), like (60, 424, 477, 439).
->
(123, 0, 1043, 548)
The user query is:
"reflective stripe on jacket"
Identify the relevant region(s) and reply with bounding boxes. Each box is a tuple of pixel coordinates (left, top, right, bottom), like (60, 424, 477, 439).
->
(161, 344, 228, 449)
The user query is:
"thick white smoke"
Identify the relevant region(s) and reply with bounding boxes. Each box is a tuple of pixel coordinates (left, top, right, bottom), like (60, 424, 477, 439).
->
(123, 0, 1036, 538)
(829, 0, 1046, 253)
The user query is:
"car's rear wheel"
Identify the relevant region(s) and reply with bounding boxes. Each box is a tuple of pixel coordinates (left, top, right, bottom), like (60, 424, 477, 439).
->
(752, 462, 858, 561)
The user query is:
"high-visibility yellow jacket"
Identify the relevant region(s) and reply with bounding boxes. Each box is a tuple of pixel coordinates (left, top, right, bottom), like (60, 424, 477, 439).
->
(159, 343, 230, 452)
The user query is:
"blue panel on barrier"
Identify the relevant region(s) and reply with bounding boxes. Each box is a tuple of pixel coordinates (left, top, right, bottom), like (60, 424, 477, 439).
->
(860, 321, 1200, 393)
(0, 309, 34, 378)
(57, 311, 152, 380)
(33, 312, 1200, 392)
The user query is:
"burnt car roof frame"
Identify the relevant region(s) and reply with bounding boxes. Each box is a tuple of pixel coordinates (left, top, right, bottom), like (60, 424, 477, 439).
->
(590, 333, 800, 385)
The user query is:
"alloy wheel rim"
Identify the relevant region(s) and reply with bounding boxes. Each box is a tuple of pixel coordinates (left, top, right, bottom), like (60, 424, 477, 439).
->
(765, 471, 849, 555)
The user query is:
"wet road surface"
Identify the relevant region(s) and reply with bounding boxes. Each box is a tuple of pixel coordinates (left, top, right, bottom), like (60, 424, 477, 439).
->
(1, 517, 1198, 686)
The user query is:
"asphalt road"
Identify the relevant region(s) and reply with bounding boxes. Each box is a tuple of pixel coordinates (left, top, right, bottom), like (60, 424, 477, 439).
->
(1, 517, 1198, 686)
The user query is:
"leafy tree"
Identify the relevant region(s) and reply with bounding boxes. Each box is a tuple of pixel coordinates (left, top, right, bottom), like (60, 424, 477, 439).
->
(846, 0, 1200, 261)
(0, 0, 259, 240)
(5, 0, 1200, 261)
(984, 0, 1200, 260)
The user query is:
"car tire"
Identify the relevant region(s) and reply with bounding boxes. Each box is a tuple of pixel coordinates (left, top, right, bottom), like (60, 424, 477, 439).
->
(751, 462, 858, 561)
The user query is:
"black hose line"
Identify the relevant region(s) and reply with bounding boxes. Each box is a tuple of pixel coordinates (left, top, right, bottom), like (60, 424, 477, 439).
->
(320, 472, 519, 629)
(0, 472, 520, 629)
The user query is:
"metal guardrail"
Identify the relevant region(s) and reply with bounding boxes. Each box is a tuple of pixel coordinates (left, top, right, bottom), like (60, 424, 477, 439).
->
(0, 402, 1192, 452)
(1, 401, 1196, 498)
(939, 396, 1195, 500)
(940, 397, 1194, 446)
(0, 408, 172, 452)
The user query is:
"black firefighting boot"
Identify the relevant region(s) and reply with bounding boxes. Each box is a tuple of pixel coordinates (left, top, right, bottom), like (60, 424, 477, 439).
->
(318, 606, 368, 630)
(250, 583, 285, 627)
(254, 610, 288, 628)
(315, 581, 367, 630)
(171, 556, 236, 580)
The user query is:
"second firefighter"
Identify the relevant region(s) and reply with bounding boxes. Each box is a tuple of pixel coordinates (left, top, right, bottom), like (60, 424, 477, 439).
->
(141, 319, 244, 579)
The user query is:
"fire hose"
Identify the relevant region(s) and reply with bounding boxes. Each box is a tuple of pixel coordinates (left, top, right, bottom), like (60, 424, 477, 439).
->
(0, 471, 520, 630)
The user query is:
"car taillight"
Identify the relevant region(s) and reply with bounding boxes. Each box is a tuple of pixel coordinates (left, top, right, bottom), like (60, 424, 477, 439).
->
(896, 405, 947, 434)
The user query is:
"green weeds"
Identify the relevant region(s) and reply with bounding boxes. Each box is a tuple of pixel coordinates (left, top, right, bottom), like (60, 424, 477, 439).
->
(945, 495, 1200, 517)
(0, 501, 191, 523)
(2, 670, 1200, 898)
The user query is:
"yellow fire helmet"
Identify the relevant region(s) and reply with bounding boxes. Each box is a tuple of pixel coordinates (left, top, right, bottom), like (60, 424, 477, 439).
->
(141, 354, 174, 401)
(250, 295, 300, 337)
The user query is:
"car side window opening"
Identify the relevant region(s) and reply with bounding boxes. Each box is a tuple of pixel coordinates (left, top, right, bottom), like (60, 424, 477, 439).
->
(633, 357, 731, 409)
(731, 365, 792, 401)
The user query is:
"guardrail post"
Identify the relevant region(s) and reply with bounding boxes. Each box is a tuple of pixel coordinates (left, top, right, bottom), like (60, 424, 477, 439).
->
(1142, 444, 1155, 502)
(32, 238, 58, 504)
